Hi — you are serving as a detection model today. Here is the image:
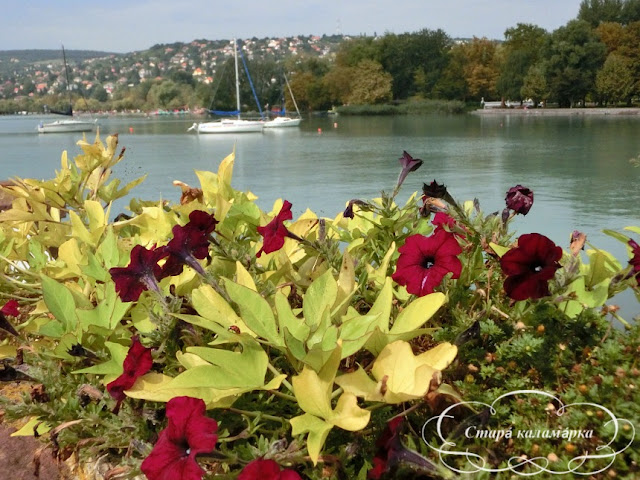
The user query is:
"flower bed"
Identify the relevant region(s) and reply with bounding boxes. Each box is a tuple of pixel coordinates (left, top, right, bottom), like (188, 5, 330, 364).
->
(0, 136, 638, 479)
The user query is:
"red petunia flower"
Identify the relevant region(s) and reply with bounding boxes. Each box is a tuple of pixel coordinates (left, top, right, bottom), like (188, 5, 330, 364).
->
(505, 185, 534, 215)
(0, 300, 20, 336)
(256, 200, 298, 257)
(500, 233, 563, 300)
(432, 212, 455, 231)
(106, 336, 153, 414)
(238, 459, 301, 480)
(141, 396, 218, 480)
(629, 239, 640, 281)
(1, 300, 20, 317)
(392, 230, 463, 297)
(109, 245, 168, 302)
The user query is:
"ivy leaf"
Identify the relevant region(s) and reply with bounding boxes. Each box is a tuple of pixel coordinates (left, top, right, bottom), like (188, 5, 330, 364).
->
(291, 343, 370, 464)
(41, 275, 77, 334)
(224, 280, 283, 346)
(336, 340, 458, 404)
(303, 270, 338, 328)
(390, 292, 445, 334)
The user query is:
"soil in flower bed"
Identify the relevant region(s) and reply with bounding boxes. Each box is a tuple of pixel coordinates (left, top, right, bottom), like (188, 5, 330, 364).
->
(0, 424, 71, 479)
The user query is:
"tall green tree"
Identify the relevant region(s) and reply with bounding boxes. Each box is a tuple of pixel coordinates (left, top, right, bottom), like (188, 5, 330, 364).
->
(578, 0, 624, 25)
(497, 24, 548, 101)
(346, 60, 393, 105)
(521, 64, 549, 106)
(377, 29, 452, 99)
(596, 53, 635, 104)
(434, 43, 469, 100)
(543, 20, 607, 107)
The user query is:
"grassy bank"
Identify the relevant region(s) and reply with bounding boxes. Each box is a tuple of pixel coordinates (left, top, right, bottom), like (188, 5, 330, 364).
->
(336, 99, 467, 115)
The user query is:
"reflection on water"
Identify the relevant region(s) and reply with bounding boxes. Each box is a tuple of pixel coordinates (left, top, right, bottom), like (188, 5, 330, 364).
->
(0, 113, 638, 315)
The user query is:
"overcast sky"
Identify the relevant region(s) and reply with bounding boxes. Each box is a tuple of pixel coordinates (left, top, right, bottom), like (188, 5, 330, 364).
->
(1, 0, 583, 53)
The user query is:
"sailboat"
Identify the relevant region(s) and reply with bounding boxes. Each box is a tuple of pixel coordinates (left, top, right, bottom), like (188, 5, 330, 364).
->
(37, 45, 97, 134)
(263, 73, 302, 128)
(189, 39, 263, 134)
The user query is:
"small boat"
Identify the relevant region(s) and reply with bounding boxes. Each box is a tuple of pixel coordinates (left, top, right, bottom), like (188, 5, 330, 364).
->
(263, 73, 302, 129)
(37, 45, 97, 134)
(191, 39, 263, 134)
(38, 118, 96, 134)
(262, 116, 302, 128)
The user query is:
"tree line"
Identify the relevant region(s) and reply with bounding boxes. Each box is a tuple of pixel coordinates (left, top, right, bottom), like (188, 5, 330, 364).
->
(2, 0, 640, 114)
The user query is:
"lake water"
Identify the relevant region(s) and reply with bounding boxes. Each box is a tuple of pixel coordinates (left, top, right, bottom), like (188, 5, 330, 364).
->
(1, 113, 639, 316)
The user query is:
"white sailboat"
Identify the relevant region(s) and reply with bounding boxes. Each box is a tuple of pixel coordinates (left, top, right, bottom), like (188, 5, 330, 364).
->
(190, 39, 263, 134)
(263, 73, 302, 128)
(37, 45, 97, 134)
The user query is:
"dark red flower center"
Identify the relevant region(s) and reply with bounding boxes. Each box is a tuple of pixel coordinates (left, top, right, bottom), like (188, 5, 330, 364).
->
(421, 256, 435, 269)
(532, 263, 543, 272)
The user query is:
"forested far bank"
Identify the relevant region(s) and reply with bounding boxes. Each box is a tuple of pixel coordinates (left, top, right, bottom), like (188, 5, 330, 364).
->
(2, 0, 640, 115)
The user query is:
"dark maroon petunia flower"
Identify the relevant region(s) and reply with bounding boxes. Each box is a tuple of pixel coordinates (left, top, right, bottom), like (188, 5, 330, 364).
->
(395, 151, 423, 191)
(628, 239, 640, 281)
(238, 459, 301, 480)
(505, 185, 534, 215)
(257, 200, 300, 257)
(109, 244, 168, 302)
(186, 210, 218, 235)
(500, 233, 563, 301)
(0, 300, 20, 336)
(343, 199, 367, 219)
(159, 223, 211, 279)
(107, 336, 153, 414)
(368, 417, 437, 479)
(422, 180, 448, 199)
(141, 396, 218, 480)
(392, 229, 463, 297)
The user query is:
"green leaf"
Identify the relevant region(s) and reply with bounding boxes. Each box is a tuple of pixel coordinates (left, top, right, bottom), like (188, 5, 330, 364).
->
(303, 270, 338, 328)
(191, 284, 250, 334)
(224, 280, 283, 346)
(489, 242, 510, 257)
(602, 229, 630, 244)
(275, 291, 310, 343)
(367, 277, 393, 332)
(41, 275, 77, 334)
(11, 417, 51, 437)
(390, 292, 445, 334)
(73, 341, 128, 377)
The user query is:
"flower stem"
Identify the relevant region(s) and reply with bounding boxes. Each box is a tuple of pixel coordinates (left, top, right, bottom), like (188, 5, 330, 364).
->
(267, 362, 294, 393)
(227, 407, 286, 423)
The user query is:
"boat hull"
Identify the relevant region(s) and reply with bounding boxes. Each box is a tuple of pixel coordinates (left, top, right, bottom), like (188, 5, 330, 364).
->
(37, 119, 96, 134)
(196, 119, 264, 134)
(263, 117, 302, 128)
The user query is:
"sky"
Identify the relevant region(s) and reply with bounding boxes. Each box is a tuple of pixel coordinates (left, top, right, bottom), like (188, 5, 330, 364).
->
(1, 0, 584, 53)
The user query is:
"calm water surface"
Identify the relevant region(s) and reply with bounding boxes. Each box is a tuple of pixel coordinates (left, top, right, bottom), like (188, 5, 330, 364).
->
(1, 113, 638, 315)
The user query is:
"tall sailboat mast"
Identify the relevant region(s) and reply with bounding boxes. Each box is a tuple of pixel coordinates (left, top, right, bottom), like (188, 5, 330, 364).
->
(233, 38, 241, 120)
(61, 44, 73, 114)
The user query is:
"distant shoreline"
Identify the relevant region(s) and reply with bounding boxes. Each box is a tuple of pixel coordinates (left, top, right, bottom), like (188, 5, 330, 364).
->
(472, 107, 640, 116)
